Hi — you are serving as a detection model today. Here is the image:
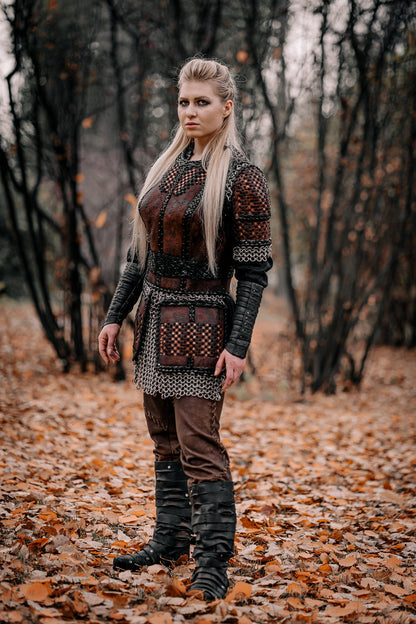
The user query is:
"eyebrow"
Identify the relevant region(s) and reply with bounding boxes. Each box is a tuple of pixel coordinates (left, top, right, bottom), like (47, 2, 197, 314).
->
(178, 95, 212, 100)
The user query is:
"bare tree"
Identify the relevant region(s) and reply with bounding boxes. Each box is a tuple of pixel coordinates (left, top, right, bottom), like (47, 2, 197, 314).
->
(242, 0, 415, 392)
(1, 0, 107, 370)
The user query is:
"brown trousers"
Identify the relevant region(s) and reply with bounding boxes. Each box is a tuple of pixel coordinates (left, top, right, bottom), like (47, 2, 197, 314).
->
(143, 393, 231, 484)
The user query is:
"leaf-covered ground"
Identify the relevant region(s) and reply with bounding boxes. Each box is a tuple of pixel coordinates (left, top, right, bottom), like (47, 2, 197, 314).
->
(1, 297, 415, 624)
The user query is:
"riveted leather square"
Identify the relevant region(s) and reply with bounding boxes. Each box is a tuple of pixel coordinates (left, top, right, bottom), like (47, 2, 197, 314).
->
(157, 303, 225, 372)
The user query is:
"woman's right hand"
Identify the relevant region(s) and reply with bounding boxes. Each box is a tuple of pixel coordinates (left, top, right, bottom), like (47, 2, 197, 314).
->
(98, 323, 121, 365)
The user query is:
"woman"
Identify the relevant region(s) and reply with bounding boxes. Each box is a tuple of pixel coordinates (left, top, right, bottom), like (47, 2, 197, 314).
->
(98, 57, 272, 601)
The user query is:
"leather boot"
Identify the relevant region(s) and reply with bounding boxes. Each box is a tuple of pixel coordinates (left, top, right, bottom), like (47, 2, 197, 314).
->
(113, 460, 192, 570)
(189, 480, 236, 600)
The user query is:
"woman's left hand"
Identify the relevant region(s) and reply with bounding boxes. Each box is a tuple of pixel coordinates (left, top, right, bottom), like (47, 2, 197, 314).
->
(214, 349, 246, 392)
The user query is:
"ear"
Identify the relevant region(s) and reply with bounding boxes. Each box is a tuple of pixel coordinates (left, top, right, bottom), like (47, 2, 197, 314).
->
(223, 100, 233, 118)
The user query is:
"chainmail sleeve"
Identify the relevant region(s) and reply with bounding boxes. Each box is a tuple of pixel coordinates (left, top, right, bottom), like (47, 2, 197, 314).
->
(103, 250, 144, 327)
(225, 165, 273, 358)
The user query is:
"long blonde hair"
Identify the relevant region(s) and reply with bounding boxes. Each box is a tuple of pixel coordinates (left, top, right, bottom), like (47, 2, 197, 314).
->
(132, 58, 241, 274)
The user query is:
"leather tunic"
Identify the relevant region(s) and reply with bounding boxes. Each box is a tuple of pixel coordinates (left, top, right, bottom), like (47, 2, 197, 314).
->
(104, 145, 272, 400)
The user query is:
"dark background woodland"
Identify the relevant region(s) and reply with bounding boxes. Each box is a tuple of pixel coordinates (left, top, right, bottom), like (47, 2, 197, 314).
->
(1, 0, 415, 393)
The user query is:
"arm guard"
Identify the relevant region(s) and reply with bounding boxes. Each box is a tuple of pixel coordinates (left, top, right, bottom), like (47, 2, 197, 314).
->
(225, 280, 264, 359)
(103, 262, 144, 327)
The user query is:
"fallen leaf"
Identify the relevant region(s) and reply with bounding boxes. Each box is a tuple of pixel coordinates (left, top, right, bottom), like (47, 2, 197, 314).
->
(384, 584, 406, 596)
(287, 596, 303, 609)
(225, 581, 252, 603)
(20, 582, 51, 602)
(404, 593, 416, 603)
(238, 616, 252, 624)
(165, 578, 187, 597)
(338, 555, 357, 567)
(286, 582, 303, 595)
(147, 613, 173, 624)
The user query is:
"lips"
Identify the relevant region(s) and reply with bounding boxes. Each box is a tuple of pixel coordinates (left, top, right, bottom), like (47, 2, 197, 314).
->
(185, 123, 199, 127)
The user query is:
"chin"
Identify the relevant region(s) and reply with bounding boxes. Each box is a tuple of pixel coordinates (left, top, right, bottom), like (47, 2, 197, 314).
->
(184, 129, 200, 139)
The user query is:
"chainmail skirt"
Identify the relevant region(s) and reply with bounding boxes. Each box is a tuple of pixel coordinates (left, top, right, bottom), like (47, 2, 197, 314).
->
(133, 281, 226, 402)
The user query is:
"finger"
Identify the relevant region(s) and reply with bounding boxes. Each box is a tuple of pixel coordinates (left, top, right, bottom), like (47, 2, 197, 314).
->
(98, 335, 110, 364)
(106, 335, 116, 351)
(214, 351, 226, 376)
(222, 369, 235, 392)
(107, 344, 120, 363)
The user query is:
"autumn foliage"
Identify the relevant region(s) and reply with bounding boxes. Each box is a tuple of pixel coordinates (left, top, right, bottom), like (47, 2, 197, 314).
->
(1, 297, 415, 623)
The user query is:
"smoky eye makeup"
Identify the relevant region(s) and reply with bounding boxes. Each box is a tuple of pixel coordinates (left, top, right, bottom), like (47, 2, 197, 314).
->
(178, 98, 211, 106)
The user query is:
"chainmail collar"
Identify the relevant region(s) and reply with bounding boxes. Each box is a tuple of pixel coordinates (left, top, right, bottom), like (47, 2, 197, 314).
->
(176, 142, 248, 168)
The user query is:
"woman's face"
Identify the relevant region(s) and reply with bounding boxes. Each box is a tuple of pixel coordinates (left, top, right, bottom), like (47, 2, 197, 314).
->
(177, 80, 232, 150)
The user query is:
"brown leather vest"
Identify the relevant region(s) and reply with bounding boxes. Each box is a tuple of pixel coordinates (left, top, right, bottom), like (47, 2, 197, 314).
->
(139, 156, 233, 295)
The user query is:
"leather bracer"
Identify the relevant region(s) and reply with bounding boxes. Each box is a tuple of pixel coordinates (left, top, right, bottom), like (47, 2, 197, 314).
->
(225, 280, 264, 358)
(103, 262, 143, 327)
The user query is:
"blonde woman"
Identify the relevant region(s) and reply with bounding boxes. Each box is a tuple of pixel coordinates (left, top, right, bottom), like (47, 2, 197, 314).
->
(98, 57, 272, 600)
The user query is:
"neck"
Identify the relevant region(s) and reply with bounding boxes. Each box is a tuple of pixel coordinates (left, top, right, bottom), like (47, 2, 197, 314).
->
(190, 139, 205, 160)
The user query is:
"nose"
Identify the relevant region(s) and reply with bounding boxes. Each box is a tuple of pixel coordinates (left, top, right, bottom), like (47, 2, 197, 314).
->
(186, 104, 197, 117)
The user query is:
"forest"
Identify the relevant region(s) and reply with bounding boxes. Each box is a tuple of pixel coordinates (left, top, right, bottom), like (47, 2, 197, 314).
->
(1, 0, 415, 392)
(1, 1, 416, 623)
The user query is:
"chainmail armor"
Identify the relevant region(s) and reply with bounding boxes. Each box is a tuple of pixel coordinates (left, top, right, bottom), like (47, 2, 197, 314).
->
(233, 241, 272, 263)
(104, 144, 272, 401)
(133, 280, 226, 401)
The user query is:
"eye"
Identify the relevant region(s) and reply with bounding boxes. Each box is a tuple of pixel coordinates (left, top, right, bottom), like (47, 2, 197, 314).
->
(197, 99, 209, 106)
(178, 100, 188, 107)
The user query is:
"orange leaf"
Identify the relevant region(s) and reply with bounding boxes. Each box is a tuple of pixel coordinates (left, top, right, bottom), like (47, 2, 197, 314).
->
(326, 606, 350, 617)
(287, 582, 302, 595)
(82, 117, 94, 128)
(95, 211, 107, 229)
(240, 516, 261, 529)
(118, 515, 139, 524)
(147, 614, 173, 624)
(287, 597, 303, 609)
(384, 584, 406, 597)
(90, 457, 104, 468)
(317, 563, 332, 574)
(385, 556, 402, 569)
(68, 590, 89, 617)
(124, 193, 137, 206)
(129, 509, 146, 517)
(28, 537, 50, 551)
(110, 540, 129, 548)
(405, 593, 416, 603)
(225, 581, 252, 603)
(238, 616, 252, 624)
(326, 601, 363, 617)
(236, 50, 248, 63)
(38, 510, 57, 522)
(23, 581, 51, 602)
(0, 611, 24, 623)
(305, 598, 324, 608)
(264, 560, 281, 572)
(165, 577, 187, 597)
(338, 555, 357, 567)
